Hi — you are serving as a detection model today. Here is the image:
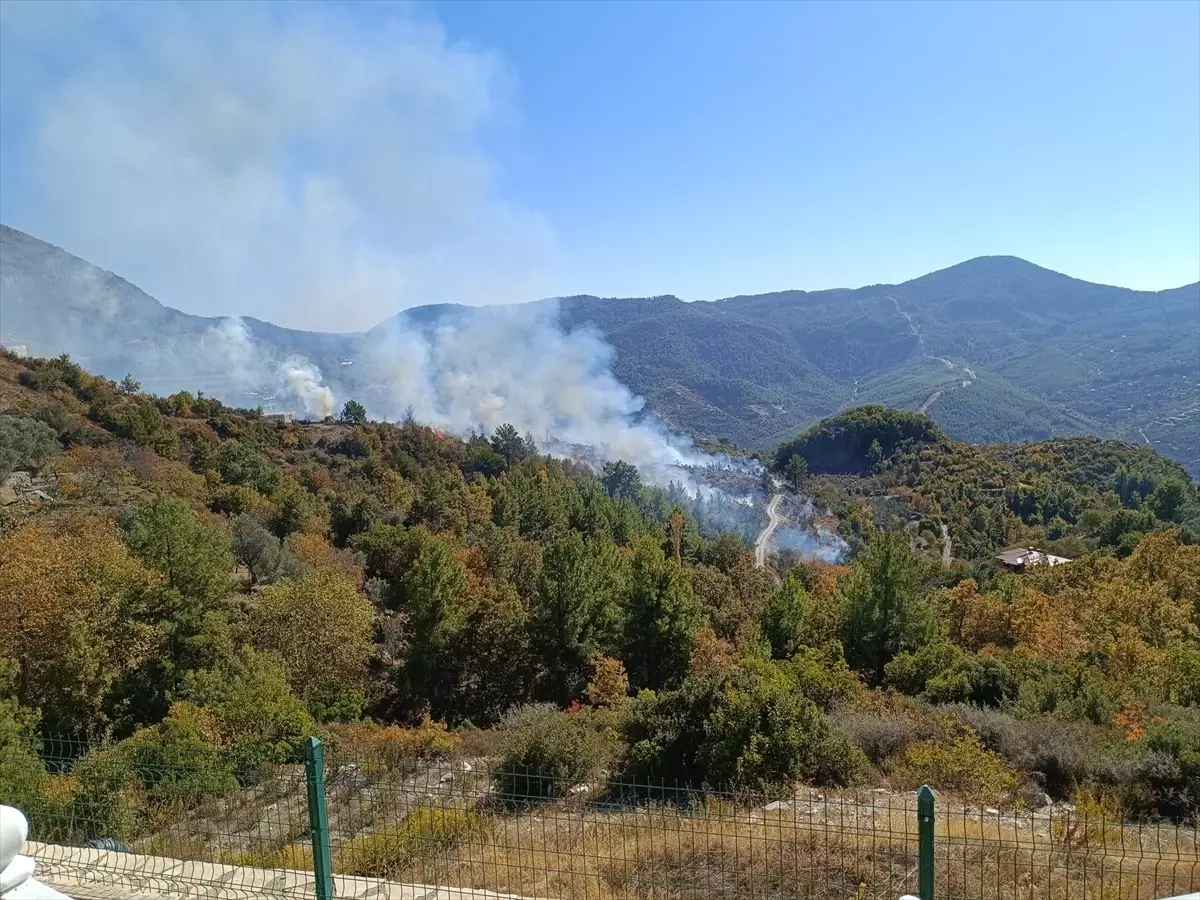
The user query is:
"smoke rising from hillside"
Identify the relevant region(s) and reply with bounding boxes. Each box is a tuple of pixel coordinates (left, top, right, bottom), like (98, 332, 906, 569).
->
(194, 318, 336, 419)
(362, 303, 678, 455)
(181, 300, 722, 489)
(280, 358, 335, 419)
(0, 1, 709, 482)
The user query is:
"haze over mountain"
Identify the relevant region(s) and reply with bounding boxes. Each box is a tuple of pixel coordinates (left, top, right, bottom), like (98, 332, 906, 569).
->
(2, 223, 1198, 476)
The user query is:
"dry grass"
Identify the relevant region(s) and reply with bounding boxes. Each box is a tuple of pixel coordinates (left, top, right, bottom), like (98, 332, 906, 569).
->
(232, 841, 315, 870)
(119, 772, 1199, 899)
(325, 792, 1199, 900)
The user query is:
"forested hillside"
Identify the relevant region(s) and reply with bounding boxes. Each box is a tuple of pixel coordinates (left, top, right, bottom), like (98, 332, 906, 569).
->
(5, 224, 1197, 474)
(2, 352, 1199, 852)
(776, 407, 1199, 563)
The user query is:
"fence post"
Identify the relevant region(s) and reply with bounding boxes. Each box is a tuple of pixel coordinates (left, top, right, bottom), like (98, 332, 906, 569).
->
(917, 784, 935, 900)
(303, 737, 334, 900)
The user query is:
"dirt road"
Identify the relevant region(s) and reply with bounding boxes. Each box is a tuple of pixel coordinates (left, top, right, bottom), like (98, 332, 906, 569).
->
(755, 493, 784, 567)
(940, 522, 952, 566)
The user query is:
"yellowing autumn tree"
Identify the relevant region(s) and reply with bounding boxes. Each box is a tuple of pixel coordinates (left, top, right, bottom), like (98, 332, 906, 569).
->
(57, 444, 127, 504)
(1010, 587, 1089, 661)
(939, 578, 1012, 651)
(288, 532, 364, 587)
(251, 569, 374, 703)
(0, 517, 160, 733)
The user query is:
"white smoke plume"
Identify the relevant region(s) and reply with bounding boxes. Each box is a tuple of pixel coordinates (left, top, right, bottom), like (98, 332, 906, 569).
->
(198, 317, 337, 418)
(771, 493, 850, 563)
(0, 1, 558, 332)
(281, 357, 335, 419)
(356, 301, 708, 485)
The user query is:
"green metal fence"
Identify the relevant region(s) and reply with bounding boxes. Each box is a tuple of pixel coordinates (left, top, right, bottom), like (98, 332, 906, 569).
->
(9, 737, 1198, 899)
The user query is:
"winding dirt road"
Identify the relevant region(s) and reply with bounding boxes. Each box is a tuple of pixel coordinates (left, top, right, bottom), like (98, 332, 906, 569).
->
(887, 294, 977, 417)
(918, 389, 943, 414)
(755, 493, 785, 567)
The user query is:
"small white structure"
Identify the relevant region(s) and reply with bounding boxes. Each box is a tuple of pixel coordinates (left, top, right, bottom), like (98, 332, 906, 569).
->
(0, 806, 72, 898)
(994, 547, 1072, 573)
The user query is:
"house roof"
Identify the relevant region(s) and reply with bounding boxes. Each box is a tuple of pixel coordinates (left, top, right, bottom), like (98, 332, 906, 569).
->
(995, 548, 1031, 565)
(995, 547, 1072, 567)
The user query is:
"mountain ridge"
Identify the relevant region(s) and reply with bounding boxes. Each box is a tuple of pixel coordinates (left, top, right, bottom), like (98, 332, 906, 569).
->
(2, 223, 1197, 474)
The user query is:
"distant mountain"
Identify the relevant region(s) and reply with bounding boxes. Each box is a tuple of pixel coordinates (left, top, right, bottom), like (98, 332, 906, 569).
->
(2, 224, 1197, 474)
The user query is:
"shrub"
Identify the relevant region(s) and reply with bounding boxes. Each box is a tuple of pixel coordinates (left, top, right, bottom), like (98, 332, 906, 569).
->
(925, 657, 1018, 708)
(1011, 662, 1120, 726)
(337, 806, 482, 877)
(307, 682, 366, 725)
(230, 514, 299, 585)
(940, 703, 1096, 800)
(1052, 788, 1123, 850)
(1166, 645, 1200, 708)
(0, 659, 49, 813)
(178, 647, 316, 774)
(251, 568, 374, 704)
(1111, 710, 1200, 822)
(116, 398, 178, 456)
(891, 731, 1020, 804)
(0, 415, 59, 480)
(785, 646, 861, 711)
(350, 717, 461, 774)
(619, 660, 867, 793)
(234, 842, 314, 871)
(831, 710, 923, 767)
(885, 643, 963, 695)
(494, 704, 607, 802)
(66, 746, 146, 843)
(121, 703, 238, 817)
(584, 654, 630, 708)
(0, 739, 51, 823)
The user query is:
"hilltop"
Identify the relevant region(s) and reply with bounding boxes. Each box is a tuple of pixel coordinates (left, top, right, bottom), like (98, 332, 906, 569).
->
(4, 224, 1197, 474)
(770, 406, 1199, 564)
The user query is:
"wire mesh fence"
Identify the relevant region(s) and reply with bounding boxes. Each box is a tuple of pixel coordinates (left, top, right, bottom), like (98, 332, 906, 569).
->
(8, 735, 1199, 899)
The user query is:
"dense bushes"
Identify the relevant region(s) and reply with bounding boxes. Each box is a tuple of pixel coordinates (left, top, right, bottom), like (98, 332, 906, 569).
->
(337, 805, 482, 877)
(775, 406, 946, 476)
(885, 644, 1017, 707)
(619, 660, 867, 793)
(890, 731, 1019, 803)
(0, 414, 59, 479)
(493, 705, 610, 801)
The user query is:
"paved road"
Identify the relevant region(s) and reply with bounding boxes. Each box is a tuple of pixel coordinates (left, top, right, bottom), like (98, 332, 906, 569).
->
(754, 493, 784, 567)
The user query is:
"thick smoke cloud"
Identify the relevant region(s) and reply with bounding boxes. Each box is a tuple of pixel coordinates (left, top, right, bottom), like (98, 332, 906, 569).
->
(356, 301, 704, 485)
(199, 318, 335, 419)
(0, 1, 557, 332)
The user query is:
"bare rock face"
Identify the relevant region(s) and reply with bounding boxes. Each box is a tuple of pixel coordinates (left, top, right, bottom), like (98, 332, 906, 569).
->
(1017, 783, 1054, 810)
(1, 471, 55, 506)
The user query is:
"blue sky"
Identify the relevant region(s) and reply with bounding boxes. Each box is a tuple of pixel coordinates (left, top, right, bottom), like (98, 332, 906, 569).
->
(431, 0, 1200, 297)
(1, 0, 1197, 329)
